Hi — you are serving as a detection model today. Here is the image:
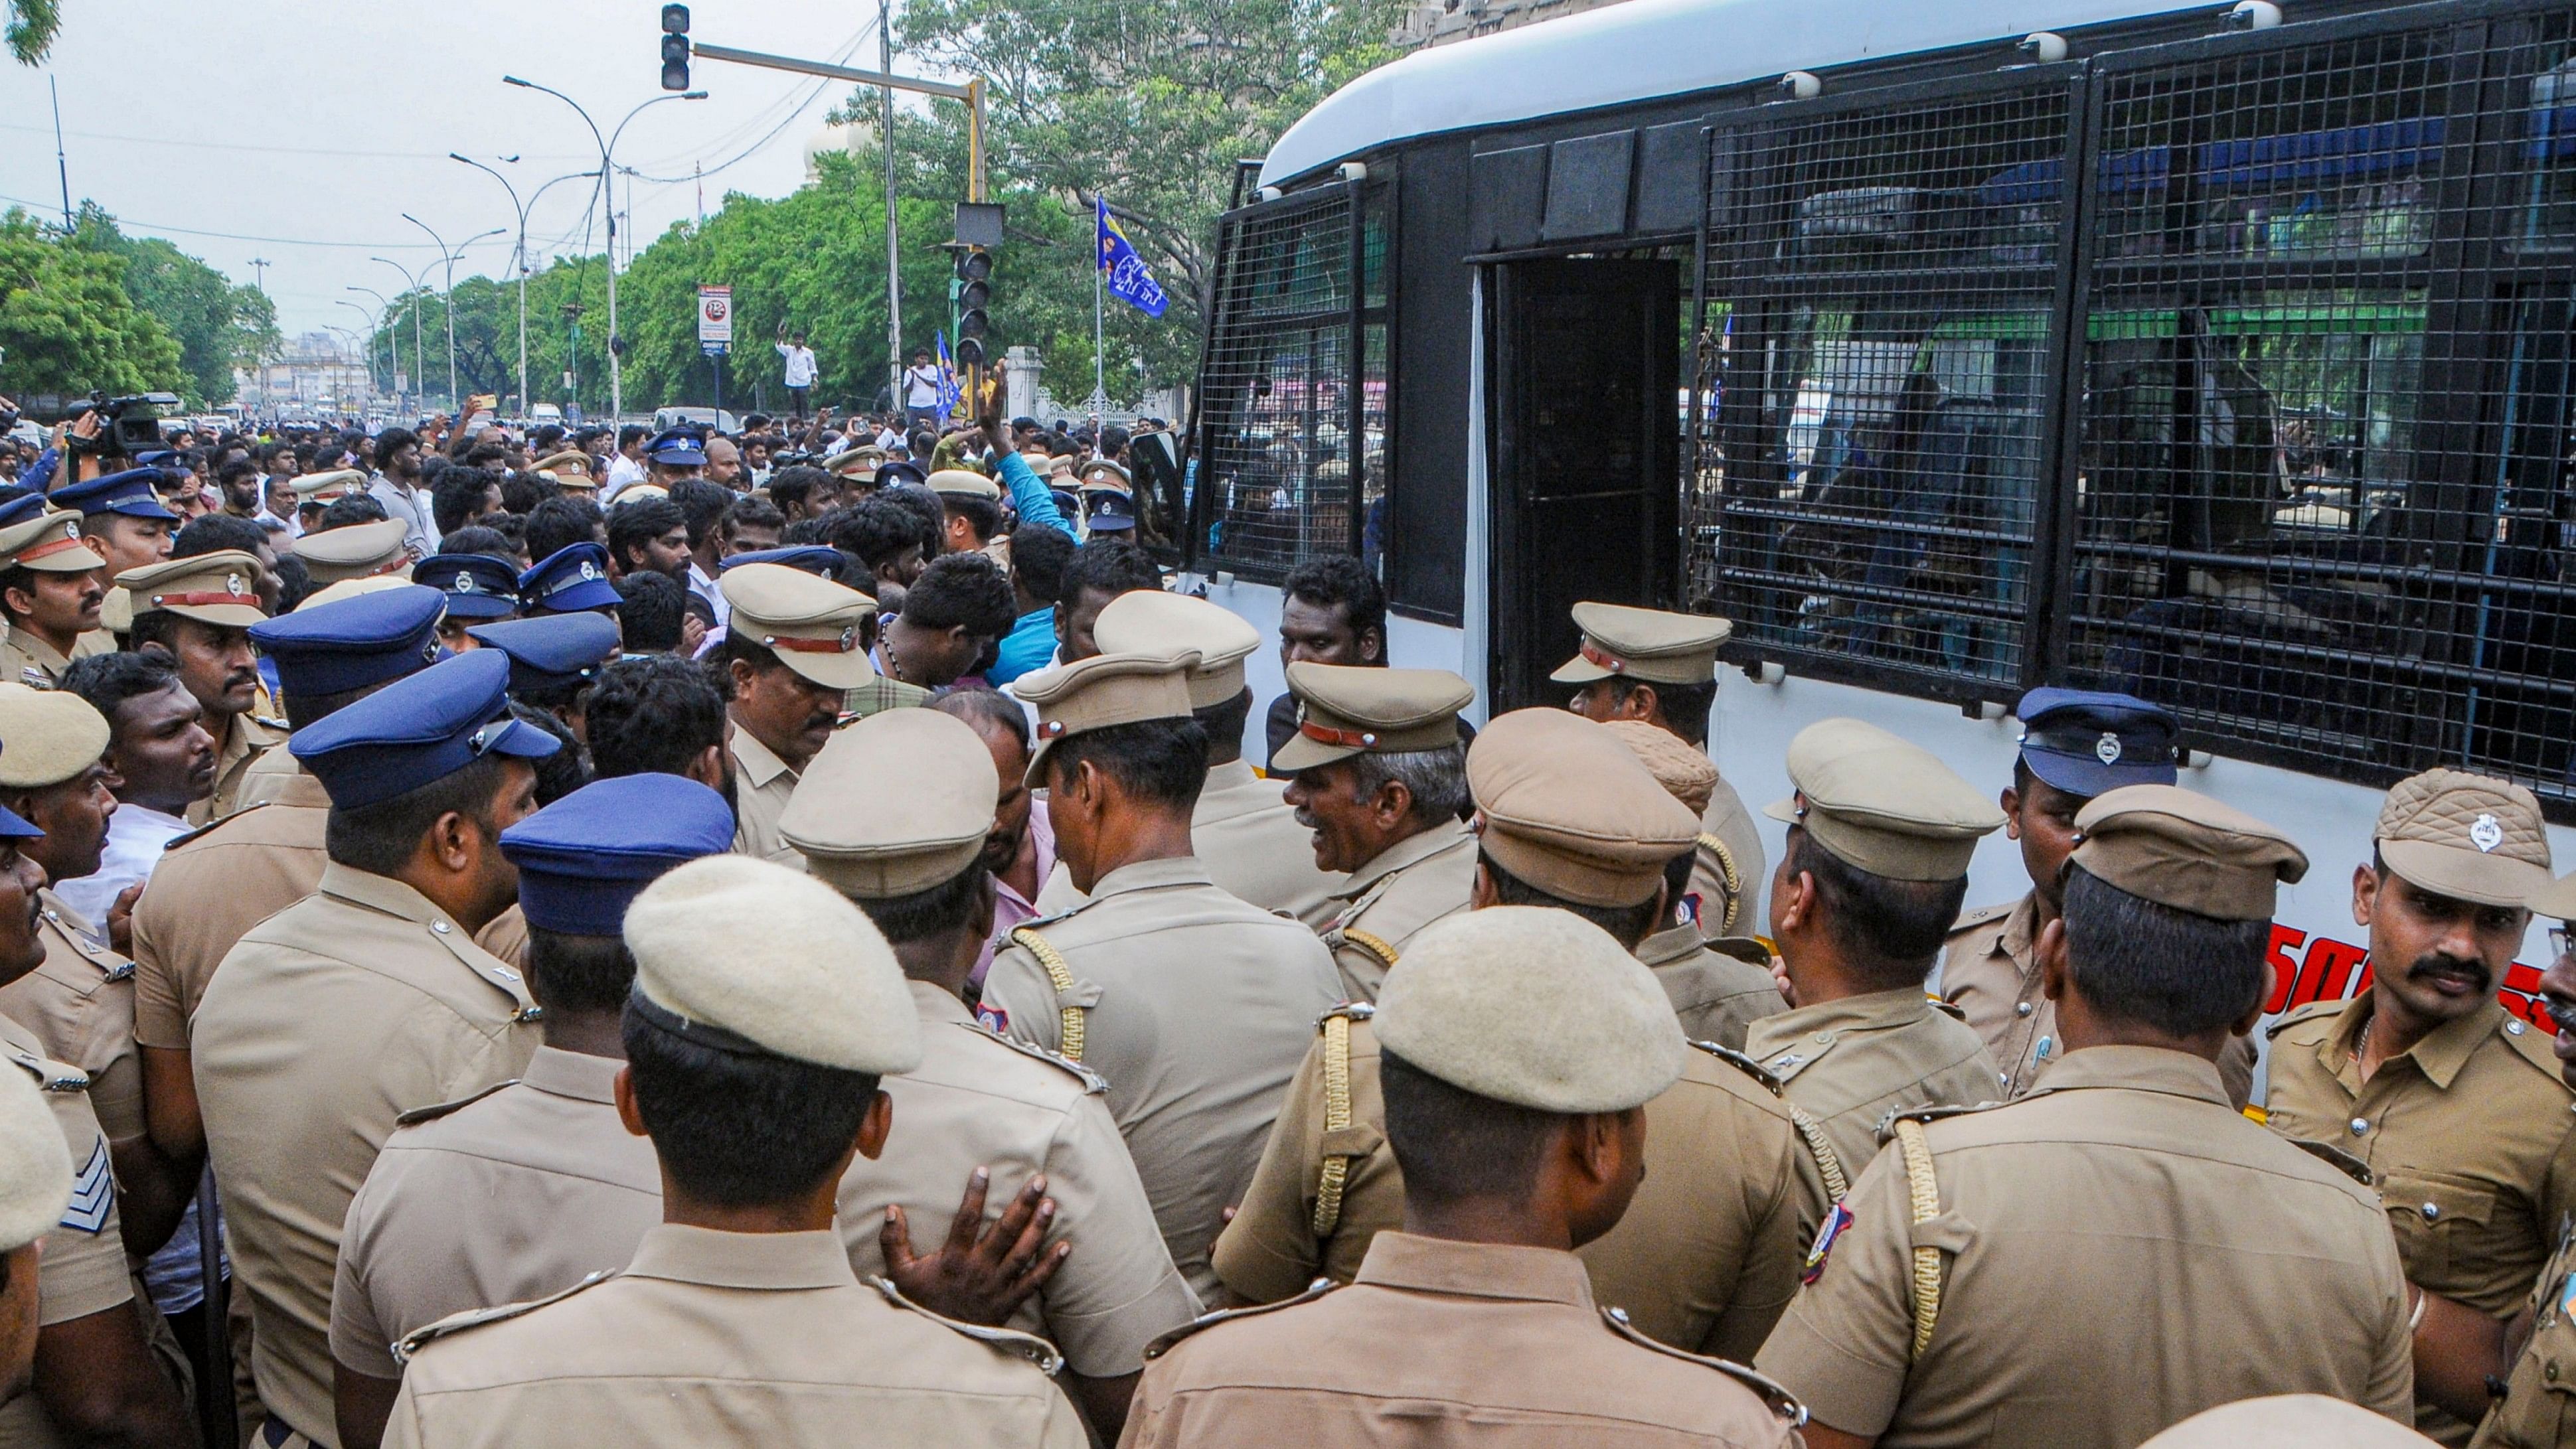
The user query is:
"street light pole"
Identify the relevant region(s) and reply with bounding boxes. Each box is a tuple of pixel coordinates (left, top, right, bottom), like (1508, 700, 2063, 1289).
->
(502, 78, 705, 423)
(347, 287, 395, 406)
(403, 217, 501, 412)
(371, 256, 430, 415)
(335, 301, 380, 407)
(450, 155, 528, 415)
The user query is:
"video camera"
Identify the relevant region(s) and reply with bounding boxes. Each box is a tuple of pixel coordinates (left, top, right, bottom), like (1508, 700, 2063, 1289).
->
(66, 392, 182, 459)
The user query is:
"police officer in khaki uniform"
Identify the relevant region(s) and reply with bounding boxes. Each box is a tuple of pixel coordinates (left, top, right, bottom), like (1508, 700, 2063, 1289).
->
(1940, 688, 2259, 1108)
(380, 854, 1088, 1449)
(1271, 661, 1477, 1002)
(1556, 601, 1765, 937)
(2469, 881, 2576, 1449)
(1748, 717, 2006, 1239)
(0, 1063, 74, 1391)
(1127, 907, 1806, 1449)
(2263, 768, 2576, 1446)
(330, 773, 734, 1449)
(1759, 785, 2415, 1449)
(980, 648, 1342, 1301)
(1082, 589, 1342, 925)
(0, 779, 195, 1445)
(0, 502, 108, 690)
(295, 518, 412, 587)
(716, 562, 878, 865)
(1605, 718, 1789, 1049)
(285, 469, 369, 536)
(118, 548, 289, 824)
(783, 708, 1200, 1440)
(193, 649, 556, 1448)
(132, 585, 448, 1197)
(1216, 708, 1807, 1364)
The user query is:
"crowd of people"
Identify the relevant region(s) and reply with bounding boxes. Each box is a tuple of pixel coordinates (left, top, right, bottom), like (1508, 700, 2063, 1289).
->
(0, 390, 2562, 1449)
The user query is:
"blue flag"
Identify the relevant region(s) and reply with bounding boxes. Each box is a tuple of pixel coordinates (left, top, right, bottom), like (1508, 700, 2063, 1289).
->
(933, 331, 963, 419)
(1097, 197, 1170, 319)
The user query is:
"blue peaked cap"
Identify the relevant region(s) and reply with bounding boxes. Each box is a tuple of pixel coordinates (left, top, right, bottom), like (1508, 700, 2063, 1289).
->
(289, 649, 560, 809)
(50, 468, 178, 521)
(499, 774, 734, 934)
(463, 612, 621, 697)
(249, 584, 446, 698)
(414, 553, 523, 620)
(518, 543, 621, 615)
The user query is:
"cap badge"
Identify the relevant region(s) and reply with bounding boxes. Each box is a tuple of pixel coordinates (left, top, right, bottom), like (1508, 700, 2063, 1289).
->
(2470, 813, 2504, 854)
(453, 572, 477, 593)
(2095, 731, 2123, 766)
(225, 573, 247, 597)
(1040, 720, 1066, 738)
(577, 560, 601, 582)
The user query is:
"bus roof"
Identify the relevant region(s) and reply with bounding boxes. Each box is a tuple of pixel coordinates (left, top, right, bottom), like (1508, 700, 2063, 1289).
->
(1259, 0, 2215, 187)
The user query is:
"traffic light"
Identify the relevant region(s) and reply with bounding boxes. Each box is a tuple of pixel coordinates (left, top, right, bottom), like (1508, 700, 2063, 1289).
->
(953, 248, 993, 367)
(661, 5, 692, 92)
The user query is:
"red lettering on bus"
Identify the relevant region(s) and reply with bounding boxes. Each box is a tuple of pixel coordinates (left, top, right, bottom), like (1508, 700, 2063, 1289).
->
(2263, 926, 2307, 1016)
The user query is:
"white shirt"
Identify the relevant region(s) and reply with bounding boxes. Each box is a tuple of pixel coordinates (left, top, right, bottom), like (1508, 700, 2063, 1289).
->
(776, 343, 819, 388)
(606, 453, 647, 490)
(686, 561, 728, 629)
(366, 473, 438, 556)
(54, 801, 187, 927)
(875, 426, 904, 450)
(903, 365, 942, 407)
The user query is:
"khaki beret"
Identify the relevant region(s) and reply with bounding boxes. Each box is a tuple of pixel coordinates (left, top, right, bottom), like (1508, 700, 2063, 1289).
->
(1374, 906, 1684, 1113)
(720, 563, 878, 690)
(2070, 785, 2308, 921)
(928, 469, 1001, 501)
(1468, 708, 1698, 907)
(0, 510, 102, 573)
(1271, 662, 1473, 773)
(784, 710, 997, 899)
(296, 519, 410, 585)
(625, 854, 922, 1074)
(1091, 591, 1259, 710)
(1763, 718, 2002, 882)
(1550, 601, 1732, 686)
(528, 449, 592, 477)
(289, 467, 369, 504)
(116, 551, 268, 628)
(2374, 767, 2551, 909)
(1601, 719, 1719, 815)
(2136, 1395, 2437, 1448)
(0, 684, 108, 788)
(0, 1066, 72, 1257)
(1014, 648, 1201, 789)
(299, 575, 425, 613)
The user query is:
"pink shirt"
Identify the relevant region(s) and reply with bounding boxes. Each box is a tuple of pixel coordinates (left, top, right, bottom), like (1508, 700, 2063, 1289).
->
(972, 805, 1057, 988)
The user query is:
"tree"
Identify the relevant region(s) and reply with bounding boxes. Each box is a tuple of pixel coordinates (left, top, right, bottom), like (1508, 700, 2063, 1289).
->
(0, 209, 185, 402)
(6, 0, 59, 64)
(68, 204, 277, 407)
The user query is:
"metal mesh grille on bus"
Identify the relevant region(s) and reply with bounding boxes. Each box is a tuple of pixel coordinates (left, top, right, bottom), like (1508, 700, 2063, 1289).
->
(1189, 186, 1391, 581)
(1693, 81, 2069, 694)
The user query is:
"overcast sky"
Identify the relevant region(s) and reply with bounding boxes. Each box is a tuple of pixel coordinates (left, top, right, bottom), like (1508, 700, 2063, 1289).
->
(0, 1, 942, 345)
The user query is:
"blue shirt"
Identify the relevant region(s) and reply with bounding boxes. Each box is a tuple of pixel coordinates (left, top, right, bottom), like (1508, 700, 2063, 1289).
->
(989, 606, 1058, 686)
(994, 450, 1076, 539)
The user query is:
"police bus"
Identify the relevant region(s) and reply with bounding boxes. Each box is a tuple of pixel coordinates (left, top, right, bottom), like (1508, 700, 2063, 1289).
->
(1167, 0, 2576, 1026)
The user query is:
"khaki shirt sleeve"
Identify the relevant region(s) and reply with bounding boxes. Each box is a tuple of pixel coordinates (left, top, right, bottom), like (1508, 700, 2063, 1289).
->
(37, 1134, 131, 1326)
(1038, 1093, 1202, 1377)
(1211, 1034, 1331, 1304)
(329, 1170, 400, 1379)
(127, 904, 187, 1051)
(2539, 1126, 2576, 1272)
(1753, 1146, 1921, 1437)
(1702, 1129, 1805, 1363)
(979, 949, 1064, 1055)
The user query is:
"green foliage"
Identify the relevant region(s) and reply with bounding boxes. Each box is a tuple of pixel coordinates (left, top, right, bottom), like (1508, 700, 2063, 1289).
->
(5, 0, 60, 65)
(66, 204, 276, 407)
(0, 208, 185, 401)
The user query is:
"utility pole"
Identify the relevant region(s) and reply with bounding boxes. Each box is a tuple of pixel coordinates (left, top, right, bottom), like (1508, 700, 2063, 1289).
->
(48, 77, 70, 231)
(250, 258, 274, 409)
(881, 0, 901, 418)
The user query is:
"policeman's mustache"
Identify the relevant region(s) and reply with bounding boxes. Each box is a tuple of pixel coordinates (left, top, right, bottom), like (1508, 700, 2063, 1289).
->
(2406, 953, 2490, 988)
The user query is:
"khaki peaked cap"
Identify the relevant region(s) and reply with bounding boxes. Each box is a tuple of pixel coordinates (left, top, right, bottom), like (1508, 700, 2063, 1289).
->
(0, 683, 109, 787)
(0, 509, 103, 572)
(289, 467, 369, 504)
(297, 519, 410, 585)
(1549, 601, 1732, 686)
(928, 469, 1001, 501)
(2071, 784, 2308, 922)
(624, 854, 922, 1075)
(0, 1067, 70, 1256)
(1092, 591, 1260, 710)
(527, 449, 592, 478)
(1603, 718, 1720, 815)
(118, 550, 269, 628)
(720, 563, 878, 690)
(1014, 647, 1201, 789)
(1763, 716, 2002, 882)
(1374, 906, 1684, 1113)
(825, 445, 887, 477)
(784, 709, 998, 899)
(1270, 662, 1474, 773)
(1467, 707, 1698, 908)
(2374, 767, 2551, 909)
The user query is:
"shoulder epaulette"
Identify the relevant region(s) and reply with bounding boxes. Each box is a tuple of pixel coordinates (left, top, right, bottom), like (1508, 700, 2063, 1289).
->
(393, 1078, 519, 1128)
(1688, 1039, 1783, 1095)
(1946, 901, 2018, 937)
(5, 1045, 86, 1093)
(1600, 1307, 1808, 1426)
(2495, 1012, 2570, 1083)
(873, 1277, 1064, 1376)
(1929, 996, 1970, 1024)
(254, 715, 291, 732)
(393, 1270, 612, 1365)
(1875, 1101, 1998, 1146)
(2285, 1136, 2376, 1187)
(969, 1026, 1109, 1095)
(1703, 936, 1772, 967)
(1315, 1000, 1376, 1032)
(1141, 1278, 1336, 1361)
(2265, 997, 2346, 1039)
(159, 802, 269, 852)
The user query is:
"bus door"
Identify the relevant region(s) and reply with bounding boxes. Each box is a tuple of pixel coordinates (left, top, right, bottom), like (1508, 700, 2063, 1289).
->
(1489, 258, 1682, 710)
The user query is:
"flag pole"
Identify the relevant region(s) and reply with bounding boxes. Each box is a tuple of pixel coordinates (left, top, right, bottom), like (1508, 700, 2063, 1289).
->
(1093, 202, 1108, 425)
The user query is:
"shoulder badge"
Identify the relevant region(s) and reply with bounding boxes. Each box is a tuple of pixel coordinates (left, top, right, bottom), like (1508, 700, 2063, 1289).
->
(392, 1078, 521, 1128)
(59, 1134, 112, 1234)
(1874, 1101, 1996, 1146)
(1600, 1308, 1808, 1425)
(393, 1270, 613, 1365)
(1688, 1039, 1784, 1096)
(873, 1277, 1064, 1377)
(159, 802, 270, 853)
(1946, 901, 2017, 939)
(968, 1024, 1110, 1095)
(2265, 996, 2346, 1040)
(1141, 1278, 1337, 1361)
(2285, 1136, 2375, 1187)
(1315, 1000, 1376, 1033)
